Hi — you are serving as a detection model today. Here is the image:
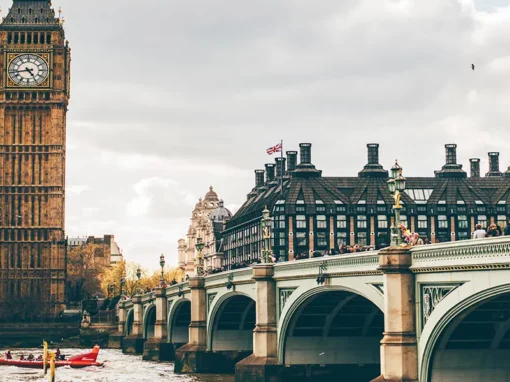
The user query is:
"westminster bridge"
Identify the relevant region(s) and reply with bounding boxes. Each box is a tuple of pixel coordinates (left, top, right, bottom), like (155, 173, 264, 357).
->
(110, 236, 510, 382)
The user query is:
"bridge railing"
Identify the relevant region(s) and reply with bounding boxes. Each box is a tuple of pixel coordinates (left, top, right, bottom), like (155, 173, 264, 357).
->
(205, 268, 253, 287)
(411, 236, 510, 272)
(273, 251, 381, 279)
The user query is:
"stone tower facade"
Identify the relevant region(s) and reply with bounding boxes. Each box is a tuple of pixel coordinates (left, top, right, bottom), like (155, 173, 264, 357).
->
(0, 0, 70, 319)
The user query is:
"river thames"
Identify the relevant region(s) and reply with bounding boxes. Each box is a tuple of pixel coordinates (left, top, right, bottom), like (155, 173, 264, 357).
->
(0, 348, 234, 382)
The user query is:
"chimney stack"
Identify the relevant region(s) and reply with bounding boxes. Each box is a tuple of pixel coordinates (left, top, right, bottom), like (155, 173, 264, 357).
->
(486, 152, 502, 177)
(275, 157, 286, 178)
(470, 158, 480, 178)
(265, 163, 276, 183)
(436, 143, 466, 178)
(255, 170, 265, 188)
(299, 143, 312, 165)
(445, 144, 457, 165)
(367, 143, 380, 165)
(286, 151, 297, 172)
(358, 143, 388, 178)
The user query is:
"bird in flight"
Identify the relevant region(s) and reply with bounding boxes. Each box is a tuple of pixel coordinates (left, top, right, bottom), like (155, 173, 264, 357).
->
(472, 64, 475, 70)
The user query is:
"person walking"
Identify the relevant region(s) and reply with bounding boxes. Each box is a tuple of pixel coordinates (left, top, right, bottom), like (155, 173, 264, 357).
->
(473, 224, 486, 239)
(505, 219, 510, 236)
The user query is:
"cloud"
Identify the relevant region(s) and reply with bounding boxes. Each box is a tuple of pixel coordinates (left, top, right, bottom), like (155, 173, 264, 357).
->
(18, 0, 510, 269)
(67, 185, 90, 195)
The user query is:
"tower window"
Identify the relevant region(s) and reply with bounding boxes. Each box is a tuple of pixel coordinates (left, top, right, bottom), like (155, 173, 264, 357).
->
(7, 33, 12, 44)
(14, 33, 18, 44)
(21, 17, 25, 23)
(27, 33, 32, 44)
(17, 8, 21, 14)
(40, 33, 45, 44)
(34, 17, 39, 24)
(47, 33, 51, 44)
(20, 33, 25, 44)
(34, 33, 38, 44)
(29, 9, 33, 15)
(10, 17, 14, 22)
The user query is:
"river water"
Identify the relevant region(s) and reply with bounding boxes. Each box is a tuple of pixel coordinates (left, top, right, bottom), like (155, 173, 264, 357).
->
(0, 348, 234, 382)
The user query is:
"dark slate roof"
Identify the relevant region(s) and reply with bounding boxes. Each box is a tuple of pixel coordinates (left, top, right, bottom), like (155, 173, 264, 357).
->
(225, 174, 509, 230)
(1, 0, 60, 30)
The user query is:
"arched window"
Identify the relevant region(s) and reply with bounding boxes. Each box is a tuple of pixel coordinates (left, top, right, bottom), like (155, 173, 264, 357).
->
(29, 8, 32, 15)
(20, 33, 25, 44)
(34, 17, 39, 24)
(27, 33, 32, 44)
(46, 33, 51, 44)
(21, 17, 25, 23)
(34, 33, 38, 44)
(17, 8, 21, 14)
(14, 33, 18, 44)
(40, 33, 45, 44)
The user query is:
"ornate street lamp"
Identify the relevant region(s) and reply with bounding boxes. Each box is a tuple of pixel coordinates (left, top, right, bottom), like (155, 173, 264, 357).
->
(260, 206, 273, 263)
(195, 237, 205, 277)
(387, 160, 407, 246)
(159, 254, 166, 286)
(136, 267, 142, 295)
(107, 284, 116, 299)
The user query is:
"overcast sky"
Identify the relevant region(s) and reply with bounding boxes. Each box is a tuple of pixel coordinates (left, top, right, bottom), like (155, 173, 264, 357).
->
(4, 0, 510, 270)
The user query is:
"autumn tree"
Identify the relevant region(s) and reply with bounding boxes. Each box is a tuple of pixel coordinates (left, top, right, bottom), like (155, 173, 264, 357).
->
(67, 243, 105, 302)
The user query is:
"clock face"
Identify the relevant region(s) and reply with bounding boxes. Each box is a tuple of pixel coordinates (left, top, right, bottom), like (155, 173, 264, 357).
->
(8, 54, 49, 87)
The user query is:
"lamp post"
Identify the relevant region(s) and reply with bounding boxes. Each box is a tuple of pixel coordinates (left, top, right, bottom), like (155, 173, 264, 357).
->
(136, 267, 142, 295)
(261, 206, 273, 263)
(108, 284, 116, 299)
(120, 277, 125, 299)
(387, 160, 407, 246)
(195, 237, 205, 277)
(159, 253, 166, 286)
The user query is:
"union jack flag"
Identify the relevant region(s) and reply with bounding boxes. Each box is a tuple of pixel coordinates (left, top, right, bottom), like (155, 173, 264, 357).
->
(266, 142, 283, 155)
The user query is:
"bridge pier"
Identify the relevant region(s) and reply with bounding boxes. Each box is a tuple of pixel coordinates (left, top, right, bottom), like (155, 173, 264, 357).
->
(236, 264, 282, 382)
(108, 301, 126, 349)
(143, 287, 174, 361)
(122, 295, 145, 354)
(174, 277, 213, 373)
(372, 247, 417, 382)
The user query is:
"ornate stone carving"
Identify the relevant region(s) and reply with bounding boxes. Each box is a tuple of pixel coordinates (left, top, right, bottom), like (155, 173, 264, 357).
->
(279, 288, 297, 316)
(421, 284, 462, 328)
(207, 293, 217, 313)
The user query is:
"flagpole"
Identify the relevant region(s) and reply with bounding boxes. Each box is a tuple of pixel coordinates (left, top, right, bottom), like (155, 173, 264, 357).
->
(280, 139, 284, 196)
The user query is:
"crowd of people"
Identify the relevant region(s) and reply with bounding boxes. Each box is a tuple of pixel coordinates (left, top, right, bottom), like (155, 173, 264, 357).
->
(178, 219, 510, 279)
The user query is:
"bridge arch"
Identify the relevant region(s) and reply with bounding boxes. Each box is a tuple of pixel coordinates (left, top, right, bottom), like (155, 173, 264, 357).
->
(207, 291, 256, 353)
(143, 304, 156, 339)
(125, 309, 134, 336)
(420, 282, 510, 382)
(167, 298, 191, 346)
(277, 284, 383, 380)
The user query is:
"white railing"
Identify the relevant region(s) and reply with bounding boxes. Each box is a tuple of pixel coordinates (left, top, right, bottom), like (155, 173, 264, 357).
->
(411, 236, 510, 271)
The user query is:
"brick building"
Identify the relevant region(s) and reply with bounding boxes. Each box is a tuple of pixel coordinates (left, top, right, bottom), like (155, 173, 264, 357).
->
(221, 143, 510, 266)
(67, 235, 123, 268)
(0, 0, 70, 317)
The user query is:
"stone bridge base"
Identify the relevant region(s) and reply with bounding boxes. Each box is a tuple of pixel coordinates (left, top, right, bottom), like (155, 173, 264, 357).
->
(235, 355, 283, 382)
(371, 376, 417, 382)
(174, 345, 250, 374)
(122, 334, 145, 354)
(142, 338, 175, 361)
(108, 332, 124, 349)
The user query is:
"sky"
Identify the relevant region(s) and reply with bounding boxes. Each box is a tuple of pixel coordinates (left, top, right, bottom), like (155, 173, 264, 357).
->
(3, 0, 510, 270)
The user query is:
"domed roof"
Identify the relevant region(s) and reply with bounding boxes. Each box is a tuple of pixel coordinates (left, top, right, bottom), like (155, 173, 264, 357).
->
(194, 197, 203, 209)
(211, 200, 232, 223)
(204, 186, 219, 202)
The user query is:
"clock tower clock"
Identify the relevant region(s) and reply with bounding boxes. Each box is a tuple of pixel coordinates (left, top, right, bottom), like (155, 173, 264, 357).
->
(0, 0, 70, 319)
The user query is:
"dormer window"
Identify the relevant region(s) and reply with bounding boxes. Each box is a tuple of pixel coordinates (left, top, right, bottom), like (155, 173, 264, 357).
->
(29, 9, 33, 15)
(17, 8, 21, 14)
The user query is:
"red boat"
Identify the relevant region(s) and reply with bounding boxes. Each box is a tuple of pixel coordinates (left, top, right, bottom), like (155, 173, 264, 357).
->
(0, 346, 103, 369)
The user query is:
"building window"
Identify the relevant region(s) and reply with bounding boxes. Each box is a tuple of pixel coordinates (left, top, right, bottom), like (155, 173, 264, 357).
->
(275, 215, 286, 229)
(400, 215, 408, 227)
(357, 206, 366, 213)
(417, 206, 427, 213)
(357, 232, 367, 246)
(417, 215, 428, 229)
(316, 232, 328, 247)
(438, 215, 448, 229)
(477, 215, 487, 229)
(458, 232, 469, 241)
(295, 232, 307, 247)
(497, 205, 506, 213)
(336, 215, 347, 229)
(296, 215, 306, 229)
(458, 215, 468, 229)
(316, 206, 326, 213)
(336, 206, 346, 213)
(377, 206, 386, 213)
(316, 215, 327, 229)
(296, 206, 305, 213)
(357, 215, 367, 229)
(377, 215, 388, 229)
(337, 232, 347, 246)
(477, 206, 486, 213)
(278, 232, 286, 247)
(274, 205, 285, 213)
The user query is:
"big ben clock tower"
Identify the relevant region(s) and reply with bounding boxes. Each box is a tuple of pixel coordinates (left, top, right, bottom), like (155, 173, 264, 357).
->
(0, 0, 70, 319)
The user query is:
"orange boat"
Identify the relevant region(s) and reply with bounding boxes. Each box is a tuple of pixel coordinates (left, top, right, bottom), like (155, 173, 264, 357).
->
(0, 346, 103, 369)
